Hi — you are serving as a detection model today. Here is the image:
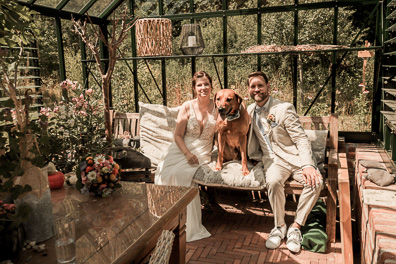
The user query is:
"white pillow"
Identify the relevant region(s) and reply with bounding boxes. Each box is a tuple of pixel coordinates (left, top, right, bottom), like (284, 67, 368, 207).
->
(305, 130, 328, 174)
(139, 102, 180, 167)
(193, 159, 266, 190)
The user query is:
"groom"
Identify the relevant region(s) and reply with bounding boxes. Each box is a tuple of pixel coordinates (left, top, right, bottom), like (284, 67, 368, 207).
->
(246, 71, 323, 253)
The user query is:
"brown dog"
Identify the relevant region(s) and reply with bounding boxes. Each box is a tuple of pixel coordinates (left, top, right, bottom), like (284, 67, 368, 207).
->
(214, 89, 251, 176)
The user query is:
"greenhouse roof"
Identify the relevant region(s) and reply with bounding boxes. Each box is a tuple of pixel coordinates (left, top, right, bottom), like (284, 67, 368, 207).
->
(17, 0, 126, 24)
(17, 0, 379, 25)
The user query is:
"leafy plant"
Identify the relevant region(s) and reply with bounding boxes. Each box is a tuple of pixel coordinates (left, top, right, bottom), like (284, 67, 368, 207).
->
(0, 0, 39, 48)
(41, 80, 108, 173)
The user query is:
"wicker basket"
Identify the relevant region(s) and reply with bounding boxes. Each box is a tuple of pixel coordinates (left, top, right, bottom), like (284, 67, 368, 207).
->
(136, 18, 172, 57)
(149, 230, 175, 264)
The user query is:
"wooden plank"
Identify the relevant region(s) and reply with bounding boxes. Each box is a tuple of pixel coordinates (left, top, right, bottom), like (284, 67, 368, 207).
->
(338, 152, 353, 264)
(327, 148, 338, 244)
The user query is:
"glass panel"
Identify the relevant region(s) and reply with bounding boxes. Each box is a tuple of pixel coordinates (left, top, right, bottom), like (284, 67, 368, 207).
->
(199, 17, 222, 54)
(195, 0, 222, 12)
(264, 0, 294, 7)
(164, 0, 189, 15)
(63, 0, 88, 13)
(137, 60, 162, 104)
(259, 54, 294, 105)
(34, 0, 60, 8)
(227, 56, 256, 97)
(89, 0, 114, 17)
(135, 0, 159, 17)
(196, 57, 223, 92)
(228, 15, 256, 53)
(261, 12, 294, 45)
(299, 8, 333, 44)
(228, 0, 257, 10)
(166, 60, 192, 107)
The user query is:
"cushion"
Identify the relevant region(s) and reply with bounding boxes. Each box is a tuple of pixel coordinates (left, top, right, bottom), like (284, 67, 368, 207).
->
(193, 159, 266, 190)
(112, 147, 151, 169)
(305, 130, 328, 174)
(139, 102, 180, 167)
(366, 169, 395, 187)
(359, 159, 387, 170)
(359, 159, 395, 187)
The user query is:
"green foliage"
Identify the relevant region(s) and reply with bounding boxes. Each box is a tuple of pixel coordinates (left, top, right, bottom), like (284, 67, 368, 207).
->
(0, 0, 38, 47)
(42, 80, 108, 173)
(32, 1, 375, 132)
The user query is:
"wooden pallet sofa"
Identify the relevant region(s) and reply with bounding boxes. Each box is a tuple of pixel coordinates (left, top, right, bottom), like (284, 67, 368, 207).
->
(110, 102, 339, 245)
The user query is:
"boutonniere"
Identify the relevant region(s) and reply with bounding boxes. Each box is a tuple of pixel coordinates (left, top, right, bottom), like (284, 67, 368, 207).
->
(267, 114, 278, 128)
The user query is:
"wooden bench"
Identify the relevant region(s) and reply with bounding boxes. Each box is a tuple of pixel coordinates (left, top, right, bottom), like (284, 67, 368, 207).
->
(110, 111, 339, 246)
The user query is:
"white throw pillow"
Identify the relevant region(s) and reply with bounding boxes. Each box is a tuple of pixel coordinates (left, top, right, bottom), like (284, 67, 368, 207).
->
(193, 159, 266, 190)
(305, 130, 328, 174)
(139, 102, 180, 167)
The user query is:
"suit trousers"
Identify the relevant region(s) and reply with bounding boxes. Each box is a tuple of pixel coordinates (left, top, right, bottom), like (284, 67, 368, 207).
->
(265, 157, 324, 227)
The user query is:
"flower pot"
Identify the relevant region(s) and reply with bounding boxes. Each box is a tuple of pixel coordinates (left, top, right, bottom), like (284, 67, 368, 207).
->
(48, 171, 65, 190)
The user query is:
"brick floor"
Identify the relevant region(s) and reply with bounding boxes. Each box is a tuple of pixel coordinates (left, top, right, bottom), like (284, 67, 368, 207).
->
(187, 191, 342, 264)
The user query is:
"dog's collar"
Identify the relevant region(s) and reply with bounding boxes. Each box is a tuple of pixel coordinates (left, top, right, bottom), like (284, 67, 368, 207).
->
(226, 105, 241, 121)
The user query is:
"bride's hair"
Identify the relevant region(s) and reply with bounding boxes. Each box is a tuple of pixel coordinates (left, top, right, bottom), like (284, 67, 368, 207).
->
(192, 71, 213, 97)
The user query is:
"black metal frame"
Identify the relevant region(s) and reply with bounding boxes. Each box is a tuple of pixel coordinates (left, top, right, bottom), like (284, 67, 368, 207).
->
(17, 0, 383, 130)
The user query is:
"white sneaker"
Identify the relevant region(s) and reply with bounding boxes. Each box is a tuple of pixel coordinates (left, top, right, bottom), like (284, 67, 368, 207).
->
(266, 224, 287, 249)
(286, 226, 302, 253)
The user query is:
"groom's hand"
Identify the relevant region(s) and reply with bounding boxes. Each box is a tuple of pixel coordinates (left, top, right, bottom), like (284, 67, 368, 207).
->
(302, 166, 322, 187)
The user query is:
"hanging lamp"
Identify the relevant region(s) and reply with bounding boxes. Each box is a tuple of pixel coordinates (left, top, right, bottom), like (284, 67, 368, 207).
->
(179, 23, 205, 55)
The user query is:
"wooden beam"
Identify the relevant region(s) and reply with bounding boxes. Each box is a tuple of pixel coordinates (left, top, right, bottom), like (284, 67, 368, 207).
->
(338, 152, 354, 264)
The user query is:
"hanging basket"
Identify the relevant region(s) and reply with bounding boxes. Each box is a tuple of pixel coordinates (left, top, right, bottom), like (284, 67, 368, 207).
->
(136, 18, 172, 57)
(179, 24, 205, 55)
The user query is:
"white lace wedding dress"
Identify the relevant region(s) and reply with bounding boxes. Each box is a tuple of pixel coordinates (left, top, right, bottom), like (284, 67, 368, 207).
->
(155, 100, 217, 242)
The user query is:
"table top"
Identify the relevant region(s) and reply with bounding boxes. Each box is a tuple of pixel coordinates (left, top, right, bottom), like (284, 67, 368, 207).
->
(17, 182, 197, 264)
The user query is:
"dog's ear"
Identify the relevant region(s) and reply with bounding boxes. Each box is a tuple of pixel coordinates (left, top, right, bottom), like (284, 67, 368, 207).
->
(235, 93, 243, 105)
(214, 92, 218, 108)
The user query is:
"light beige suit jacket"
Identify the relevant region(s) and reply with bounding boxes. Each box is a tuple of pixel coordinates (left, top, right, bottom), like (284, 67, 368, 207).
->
(247, 96, 316, 170)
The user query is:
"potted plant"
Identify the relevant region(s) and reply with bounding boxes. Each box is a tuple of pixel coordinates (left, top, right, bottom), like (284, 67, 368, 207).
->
(0, 1, 53, 246)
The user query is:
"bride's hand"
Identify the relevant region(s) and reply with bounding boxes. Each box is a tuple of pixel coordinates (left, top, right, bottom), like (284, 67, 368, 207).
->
(185, 152, 199, 165)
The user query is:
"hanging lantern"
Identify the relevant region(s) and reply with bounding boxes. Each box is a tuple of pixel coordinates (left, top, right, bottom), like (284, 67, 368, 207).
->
(136, 18, 172, 56)
(179, 24, 205, 55)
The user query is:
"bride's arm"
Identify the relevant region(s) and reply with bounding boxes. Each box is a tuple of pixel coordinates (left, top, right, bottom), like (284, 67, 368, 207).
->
(174, 102, 199, 165)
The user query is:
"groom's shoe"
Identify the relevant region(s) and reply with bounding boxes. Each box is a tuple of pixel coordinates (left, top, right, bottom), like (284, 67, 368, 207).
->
(286, 226, 302, 253)
(266, 224, 287, 249)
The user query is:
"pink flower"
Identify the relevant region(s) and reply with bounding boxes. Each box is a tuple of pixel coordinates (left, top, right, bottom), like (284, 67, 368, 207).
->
(40, 107, 51, 117)
(272, 89, 279, 94)
(267, 114, 276, 123)
(307, 96, 313, 100)
(359, 83, 365, 87)
(243, 96, 249, 100)
(363, 90, 369, 94)
(86, 89, 93, 95)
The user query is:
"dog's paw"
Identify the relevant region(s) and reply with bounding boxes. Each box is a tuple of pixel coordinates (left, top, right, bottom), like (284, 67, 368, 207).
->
(214, 163, 222, 171)
(242, 168, 250, 176)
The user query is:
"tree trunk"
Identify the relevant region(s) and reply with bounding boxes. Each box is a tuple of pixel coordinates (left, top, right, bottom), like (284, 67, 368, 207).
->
(102, 78, 112, 143)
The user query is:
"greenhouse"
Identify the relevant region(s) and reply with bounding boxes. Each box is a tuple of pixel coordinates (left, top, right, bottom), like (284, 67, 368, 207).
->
(0, 0, 395, 263)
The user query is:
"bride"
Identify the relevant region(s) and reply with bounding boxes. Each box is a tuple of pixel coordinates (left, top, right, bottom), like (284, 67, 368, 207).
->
(155, 71, 217, 242)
